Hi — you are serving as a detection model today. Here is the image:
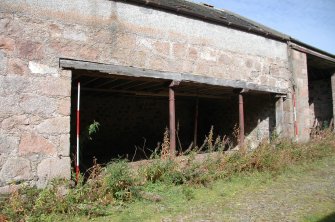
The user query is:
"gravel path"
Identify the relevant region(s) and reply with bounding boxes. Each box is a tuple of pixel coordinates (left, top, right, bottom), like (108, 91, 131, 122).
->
(169, 158, 335, 222)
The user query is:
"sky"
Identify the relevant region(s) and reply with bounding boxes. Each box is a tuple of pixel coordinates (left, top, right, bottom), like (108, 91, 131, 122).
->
(195, 0, 335, 55)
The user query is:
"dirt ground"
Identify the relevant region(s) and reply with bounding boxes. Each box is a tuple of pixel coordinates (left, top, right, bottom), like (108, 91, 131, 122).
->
(165, 157, 335, 222)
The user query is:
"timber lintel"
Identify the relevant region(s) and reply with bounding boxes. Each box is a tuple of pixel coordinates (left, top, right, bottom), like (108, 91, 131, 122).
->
(60, 58, 288, 94)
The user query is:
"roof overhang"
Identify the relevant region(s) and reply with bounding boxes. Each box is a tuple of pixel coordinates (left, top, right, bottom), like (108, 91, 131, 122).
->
(60, 59, 287, 95)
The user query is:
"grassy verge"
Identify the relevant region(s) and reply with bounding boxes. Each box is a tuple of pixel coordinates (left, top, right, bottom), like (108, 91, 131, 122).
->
(1, 130, 335, 221)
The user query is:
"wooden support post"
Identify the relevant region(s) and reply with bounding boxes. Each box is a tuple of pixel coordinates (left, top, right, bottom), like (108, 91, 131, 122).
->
(193, 98, 199, 148)
(238, 92, 245, 146)
(169, 81, 180, 156)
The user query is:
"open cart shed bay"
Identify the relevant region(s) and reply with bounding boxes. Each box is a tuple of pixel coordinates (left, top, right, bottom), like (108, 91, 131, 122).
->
(1, 0, 335, 191)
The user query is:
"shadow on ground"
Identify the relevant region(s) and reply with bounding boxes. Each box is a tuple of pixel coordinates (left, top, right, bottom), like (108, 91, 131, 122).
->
(318, 212, 335, 222)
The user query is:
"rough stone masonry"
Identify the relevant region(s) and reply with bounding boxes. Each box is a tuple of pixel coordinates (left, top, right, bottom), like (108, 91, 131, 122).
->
(0, 0, 333, 191)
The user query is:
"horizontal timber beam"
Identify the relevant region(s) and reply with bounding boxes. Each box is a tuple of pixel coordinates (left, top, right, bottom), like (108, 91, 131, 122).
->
(289, 42, 335, 64)
(60, 59, 287, 94)
(76, 87, 230, 100)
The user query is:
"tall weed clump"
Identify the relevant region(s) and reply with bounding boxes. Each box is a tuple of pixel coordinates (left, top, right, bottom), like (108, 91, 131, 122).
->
(220, 129, 335, 176)
(0, 161, 139, 221)
(104, 160, 138, 201)
(1, 178, 111, 221)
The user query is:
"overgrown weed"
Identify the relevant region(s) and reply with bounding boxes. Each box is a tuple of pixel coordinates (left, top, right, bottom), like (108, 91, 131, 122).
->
(1, 129, 335, 221)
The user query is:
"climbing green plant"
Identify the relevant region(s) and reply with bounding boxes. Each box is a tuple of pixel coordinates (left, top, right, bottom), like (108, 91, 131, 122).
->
(88, 120, 100, 140)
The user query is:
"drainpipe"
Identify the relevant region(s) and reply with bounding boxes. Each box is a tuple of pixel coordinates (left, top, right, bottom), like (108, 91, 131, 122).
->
(169, 81, 180, 157)
(238, 91, 245, 146)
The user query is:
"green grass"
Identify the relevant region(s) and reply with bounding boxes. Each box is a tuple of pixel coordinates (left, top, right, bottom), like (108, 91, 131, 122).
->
(54, 156, 335, 222)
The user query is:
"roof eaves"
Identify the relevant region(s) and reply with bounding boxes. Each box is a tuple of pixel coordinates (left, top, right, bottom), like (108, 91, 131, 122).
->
(290, 38, 335, 60)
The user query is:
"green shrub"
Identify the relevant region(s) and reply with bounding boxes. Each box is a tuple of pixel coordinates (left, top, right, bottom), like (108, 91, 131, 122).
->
(140, 159, 176, 183)
(104, 160, 138, 201)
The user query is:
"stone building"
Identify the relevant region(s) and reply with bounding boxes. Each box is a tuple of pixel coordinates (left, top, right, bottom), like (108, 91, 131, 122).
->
(1, 0, 335, 190)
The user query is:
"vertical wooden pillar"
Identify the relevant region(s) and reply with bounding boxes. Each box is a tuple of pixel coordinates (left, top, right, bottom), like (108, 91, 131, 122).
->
(239, 92, 245, 146)
(193, 98, 199, 148)
(169, 81, 179, 156)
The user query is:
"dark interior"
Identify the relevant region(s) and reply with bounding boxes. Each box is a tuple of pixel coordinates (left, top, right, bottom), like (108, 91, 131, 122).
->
(70, 70, 276, 171)
(307, 54, 335, 129)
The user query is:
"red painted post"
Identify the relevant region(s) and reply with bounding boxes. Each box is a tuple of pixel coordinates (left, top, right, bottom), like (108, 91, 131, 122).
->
(238, 92, 245, 146)
(169, 81, 179, 156)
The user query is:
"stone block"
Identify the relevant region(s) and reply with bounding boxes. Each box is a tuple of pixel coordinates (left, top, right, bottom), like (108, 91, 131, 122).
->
(0, 133, 19, 155)
(147, 56, 168, 71)
(254, 61, 262, 70)
(182, 60, 195, 74)
(49, 23, 62, 38)
(0, 158, 32, 183)
(118, 34, 137, 48)
(79, 46, 99, 60)
(7, 58, 28, 76)
(0, 154, 7, 169)
(0, 17, 11, 35)
(37, 78, 71, 97)
(245, 59, 253, 68)
(57, 97, 71, 116)
(218, 53, 232, 66)
(0, 36, 15, 53)
(49, 40, 80, 58)
(95, 29, 115, 45)
(18, 40, 44, 60)
(0, 95, 22, 116)
(154, 41, 170, 56)
(129, 50, 147, 68)
(0, 51, 7, 75)
(194, 61, 210, 75)
(36, 157, 71, 188)
(0, 184, 20, 194)
(20, 94, 57, 116)
(37, 116, 70, 134)
(1, 115, 29, 131)
(188, 47, 198, 60)
(58, 134, 70, 157)
(28, 61, 59, 77)
(210, 65, 226, 78)
(172, 43, 187, 58)
(63, 29, 87, 42)
(19, 133, 57, 156)
(0, 75, 29, 96)
(199, 48, 217, 62)
(60, 69, 71, 79)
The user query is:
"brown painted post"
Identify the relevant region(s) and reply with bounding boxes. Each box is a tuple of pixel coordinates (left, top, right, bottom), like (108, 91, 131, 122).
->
(239, 92, 245, 146)
(193, 98, 199, 148)
(169, 81, 179, 156)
